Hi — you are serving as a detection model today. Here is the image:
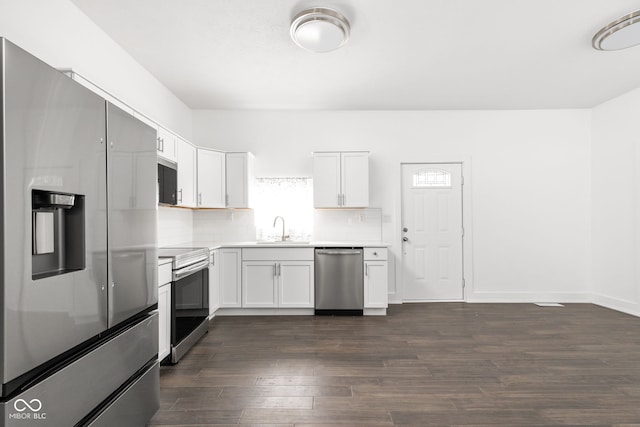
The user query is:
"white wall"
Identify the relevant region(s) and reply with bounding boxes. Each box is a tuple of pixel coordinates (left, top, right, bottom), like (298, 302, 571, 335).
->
(0, 0, 192, 139)
(591, 88, 640, 316)
(193, 109, 592, 303)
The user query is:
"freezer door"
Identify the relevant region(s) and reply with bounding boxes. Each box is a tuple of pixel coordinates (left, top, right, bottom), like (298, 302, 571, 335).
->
(1, 313, 158, 427)
(106, 102, 158, 327)
(1, 39, 109, 389)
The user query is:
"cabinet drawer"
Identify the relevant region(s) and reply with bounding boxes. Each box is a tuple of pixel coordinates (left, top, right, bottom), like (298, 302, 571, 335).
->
(364, 248, 387, 261)
(243, 247, 314, 261)
(158, 262, 172, 286)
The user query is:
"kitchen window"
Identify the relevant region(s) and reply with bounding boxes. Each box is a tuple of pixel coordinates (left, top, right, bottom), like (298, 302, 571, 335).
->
(254, 177, 313, 241)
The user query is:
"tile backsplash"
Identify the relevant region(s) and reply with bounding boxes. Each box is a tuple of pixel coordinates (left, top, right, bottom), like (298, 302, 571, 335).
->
(157, 206, 193, 246)
(158, 206, 384, 246)
(313, 208, 382, 242)
(193, 210, 256, 242)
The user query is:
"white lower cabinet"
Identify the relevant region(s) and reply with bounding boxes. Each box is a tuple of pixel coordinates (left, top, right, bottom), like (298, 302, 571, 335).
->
(364, 248, 388, 309)
(241, 248, 314, 309)
(209, 249, 220, 316)
(242, 262, 278, 307)
(219, 248, 242, 308)
(279, 261, 314, 307)
(213, 246, 386, 314)
(158, 262, 172, 361)
(158, 282, 171, 361)
(364, 261, 388, 308)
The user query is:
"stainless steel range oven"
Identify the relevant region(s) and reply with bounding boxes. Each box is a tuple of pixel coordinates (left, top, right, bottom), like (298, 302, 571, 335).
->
(158, 247, 210, 363)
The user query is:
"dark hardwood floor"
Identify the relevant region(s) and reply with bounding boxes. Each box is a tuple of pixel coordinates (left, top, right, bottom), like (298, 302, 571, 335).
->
(149, 303, 640, 426)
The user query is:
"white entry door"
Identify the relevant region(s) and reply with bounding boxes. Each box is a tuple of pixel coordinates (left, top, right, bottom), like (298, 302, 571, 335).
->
(401, 163, 464, 301)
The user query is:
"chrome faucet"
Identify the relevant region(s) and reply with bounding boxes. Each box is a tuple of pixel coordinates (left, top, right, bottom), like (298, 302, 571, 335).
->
(273, 216, 289, 241)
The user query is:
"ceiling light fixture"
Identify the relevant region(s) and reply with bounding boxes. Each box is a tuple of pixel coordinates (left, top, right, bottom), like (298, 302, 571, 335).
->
(593, 9, 640, 50)
(290, 7, 350, 53)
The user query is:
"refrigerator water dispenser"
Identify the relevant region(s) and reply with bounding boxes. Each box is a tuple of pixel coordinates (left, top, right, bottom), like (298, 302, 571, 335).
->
(31, 189, 85, 280)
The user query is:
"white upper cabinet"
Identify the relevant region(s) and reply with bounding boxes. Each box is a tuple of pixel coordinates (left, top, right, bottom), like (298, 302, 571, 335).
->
(197, 149, 226, 208)
(313, 151, 369, 208)
(131, 112, 177, 163)
(157, 126, 177, 162)
(226, 152, 255, 208)
(313, 152, 341, 208)
(340, 152, 369, 207)
(176, 138, 196, 207)
(64, 70, 134, 116)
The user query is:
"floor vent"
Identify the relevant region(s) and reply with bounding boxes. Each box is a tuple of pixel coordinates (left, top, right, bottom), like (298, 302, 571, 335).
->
(534, 303, 564, 307)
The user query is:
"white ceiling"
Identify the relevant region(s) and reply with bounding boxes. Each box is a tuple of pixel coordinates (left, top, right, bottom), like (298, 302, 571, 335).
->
(71, 0, 640, 110)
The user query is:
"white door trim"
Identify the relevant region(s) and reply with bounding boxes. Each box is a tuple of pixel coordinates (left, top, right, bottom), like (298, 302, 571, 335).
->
(395, 158, 474, 303)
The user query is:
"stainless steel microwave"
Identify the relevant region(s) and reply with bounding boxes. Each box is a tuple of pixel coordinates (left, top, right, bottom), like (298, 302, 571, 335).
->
(158, 158, 177, 205)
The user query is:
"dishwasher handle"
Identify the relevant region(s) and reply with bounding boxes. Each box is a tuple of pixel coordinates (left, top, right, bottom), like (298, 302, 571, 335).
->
(315, 249, 362, 255)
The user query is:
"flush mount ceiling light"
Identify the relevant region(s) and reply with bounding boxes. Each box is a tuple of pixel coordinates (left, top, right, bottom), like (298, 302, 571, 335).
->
(290, 7, 350, 53)
(593, 9, 640, 50)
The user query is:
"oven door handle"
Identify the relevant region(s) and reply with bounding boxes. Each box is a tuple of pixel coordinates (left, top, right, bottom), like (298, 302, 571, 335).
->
(173, 259, 209, 281)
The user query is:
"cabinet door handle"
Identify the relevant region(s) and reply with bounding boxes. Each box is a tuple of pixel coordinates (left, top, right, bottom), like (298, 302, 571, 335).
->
(178, 189, 183, 203)
(277, 263, 281, 277)
(342, 194, 345, 206)
(273, 264, 277, 277)
(365, 264, 369, 276)
(198, 193, 202, 205)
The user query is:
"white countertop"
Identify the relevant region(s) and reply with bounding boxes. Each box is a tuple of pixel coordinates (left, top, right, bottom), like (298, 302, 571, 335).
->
(161, 240, 389, 251)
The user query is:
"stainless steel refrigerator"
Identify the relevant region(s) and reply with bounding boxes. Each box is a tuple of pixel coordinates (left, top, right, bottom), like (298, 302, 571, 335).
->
(0, 39, 159, 426)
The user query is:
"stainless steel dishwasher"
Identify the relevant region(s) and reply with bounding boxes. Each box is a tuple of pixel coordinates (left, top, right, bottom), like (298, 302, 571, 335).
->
(315, 248, 364, 315)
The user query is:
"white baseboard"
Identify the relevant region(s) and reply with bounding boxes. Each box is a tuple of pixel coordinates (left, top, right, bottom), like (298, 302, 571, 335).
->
(465, 291, 591, 303)
(592, 293, 640, 318)
(207, 294, 640, 319)
(215, 308, 315, 316)
(364, 308, 387, 315)
(398, 291, 640, 318)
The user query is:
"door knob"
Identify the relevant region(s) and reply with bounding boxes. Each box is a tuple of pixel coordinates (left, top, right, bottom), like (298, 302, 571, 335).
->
(402, 227, 408, 232)
(402, 237, 409, 242)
